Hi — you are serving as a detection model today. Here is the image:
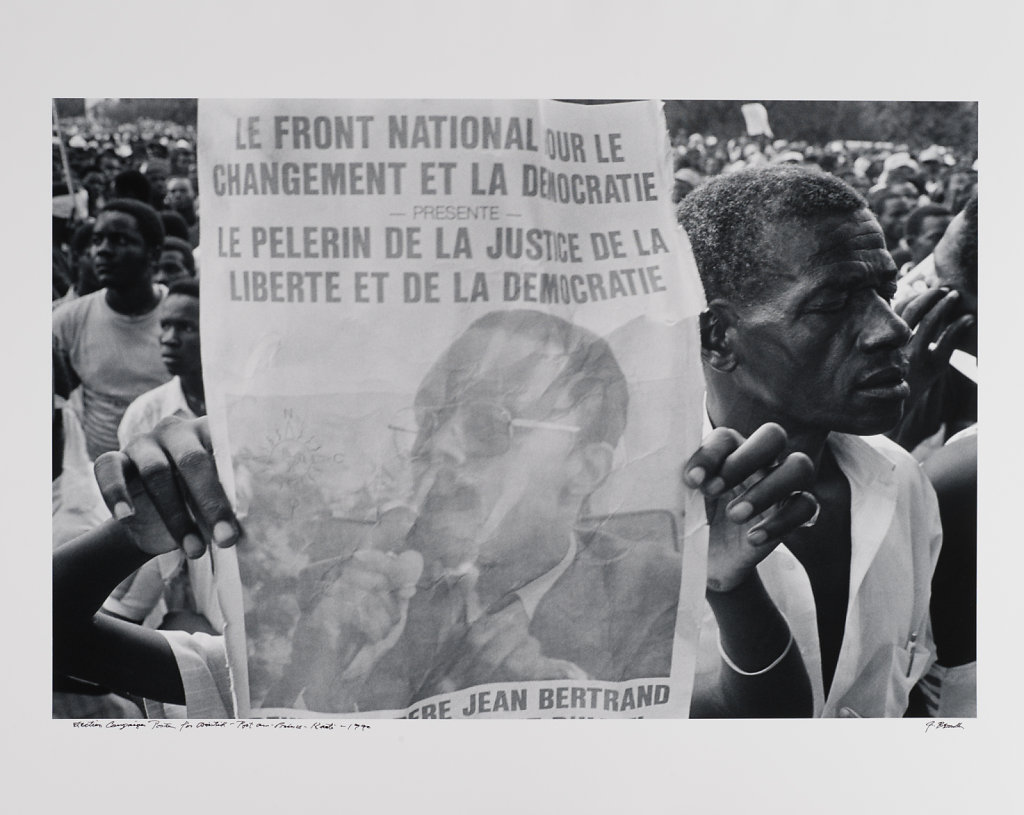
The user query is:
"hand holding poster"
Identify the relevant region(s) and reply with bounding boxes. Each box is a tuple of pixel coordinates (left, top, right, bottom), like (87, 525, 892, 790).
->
(198, 99, 708, 718)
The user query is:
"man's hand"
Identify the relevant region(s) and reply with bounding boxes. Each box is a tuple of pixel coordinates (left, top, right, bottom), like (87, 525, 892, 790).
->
(683, 423, 817, 593)
(416, 600, 586, 699)
(888, 288, 975, 450)
(93, 416, 240, 559)
(896, 287, 975, 401)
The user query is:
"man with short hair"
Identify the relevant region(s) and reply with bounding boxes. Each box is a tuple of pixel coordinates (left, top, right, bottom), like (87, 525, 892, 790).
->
(869, 181, 919, 259)
(678, 165, 944, 717)
(108, 279, 215, 636)
(97, 149, 122, 190)
(143, 158, 171, 210)
(112, 170, 152, 204)
(163, 176, 199, 247)
(154, 237, 196, 288)
(903, 204, 953, 269)
(53, 199, 172, 460)
(118, 279, 204, 444)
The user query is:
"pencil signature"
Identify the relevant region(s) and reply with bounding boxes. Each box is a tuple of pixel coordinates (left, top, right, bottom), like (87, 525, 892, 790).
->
(924, 720, 965, 733)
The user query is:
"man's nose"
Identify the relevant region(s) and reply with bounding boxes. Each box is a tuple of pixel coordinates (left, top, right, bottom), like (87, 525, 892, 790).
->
(858, 297, 912, 352)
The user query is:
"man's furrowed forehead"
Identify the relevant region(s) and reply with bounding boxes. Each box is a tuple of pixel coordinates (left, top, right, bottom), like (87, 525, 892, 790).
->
(808, 209, 891, 262)
(755, 209, 895, 295)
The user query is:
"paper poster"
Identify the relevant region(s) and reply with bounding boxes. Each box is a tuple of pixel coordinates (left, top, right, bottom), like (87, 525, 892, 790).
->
(198, 99, 708, 718)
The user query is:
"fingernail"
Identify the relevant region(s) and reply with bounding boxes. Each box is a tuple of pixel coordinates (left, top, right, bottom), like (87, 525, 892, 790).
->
(686, 466, 706, 486)
(183, 533, 205, 559)
(728, 501, 754, 522)
(113, 501, 134, 520)
(705, 477, 726, 496)
(946, 289, 959, 300)
(747, 528, 768, 545)
(212, 520, 237, 545)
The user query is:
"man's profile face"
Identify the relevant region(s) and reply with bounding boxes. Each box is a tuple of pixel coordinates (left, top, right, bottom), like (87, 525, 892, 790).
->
(90, 211, 154, 290)
(155, 248, 192, 288)
(726, 208, 911, 436)
(158, 293, 201, 377)
(403, 325, 589, 593)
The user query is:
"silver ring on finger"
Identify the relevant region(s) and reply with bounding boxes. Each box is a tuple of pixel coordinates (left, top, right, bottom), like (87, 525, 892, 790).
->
(789, 490, 820, 528)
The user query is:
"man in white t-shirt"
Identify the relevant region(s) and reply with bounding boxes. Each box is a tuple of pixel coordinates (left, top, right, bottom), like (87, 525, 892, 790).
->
(53, 199, 171, 461)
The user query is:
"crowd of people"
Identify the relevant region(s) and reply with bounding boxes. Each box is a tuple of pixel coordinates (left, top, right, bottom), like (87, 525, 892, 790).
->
(51, 105, 977, 721)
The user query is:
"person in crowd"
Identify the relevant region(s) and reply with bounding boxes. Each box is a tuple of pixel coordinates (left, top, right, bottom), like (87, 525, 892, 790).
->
(52, 346, 141, 718)
(112, 170, 152, 204)
(869, 182, 920, 258)
(903, 204, 953, 271)
(81, 170, 107, 216)
(942, 167, 977, 213)
(159, 210, 191, 244)
(153, 237, 196, 288)
(888, 195, 977, 455)
(105, 280, 216, 637)
(678, 165, 945, 717)
(918, 145, 947, 200)
(143, 158, 171, 210)
(118, 278, 204, 443)
(169, 143, 195, 179)
(897, 196, 978, 717)
(163, 176, 200, 247)
(52, 199, 171, 461)
(54, 309, 821, 718)
(52, 221, 102, 310)
(97, 149, 123, 191)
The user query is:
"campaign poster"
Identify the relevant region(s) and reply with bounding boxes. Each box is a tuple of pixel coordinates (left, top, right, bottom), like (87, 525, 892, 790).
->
(198, 99, 708, 718)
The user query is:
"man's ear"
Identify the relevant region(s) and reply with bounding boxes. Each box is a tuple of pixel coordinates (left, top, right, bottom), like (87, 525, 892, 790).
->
(566, 442, 615, 497)
(700, 301, 739, 372)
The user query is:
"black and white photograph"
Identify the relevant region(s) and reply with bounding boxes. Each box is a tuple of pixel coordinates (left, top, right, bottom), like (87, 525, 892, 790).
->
(12, 2, 1015, 812)
(51, 95, 978, 722)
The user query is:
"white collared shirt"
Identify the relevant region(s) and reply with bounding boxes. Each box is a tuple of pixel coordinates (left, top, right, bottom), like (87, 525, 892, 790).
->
(696, 428, 943, 717)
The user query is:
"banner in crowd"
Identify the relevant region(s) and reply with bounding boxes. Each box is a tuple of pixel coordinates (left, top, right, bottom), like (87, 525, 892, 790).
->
(198, 99, 709, 718)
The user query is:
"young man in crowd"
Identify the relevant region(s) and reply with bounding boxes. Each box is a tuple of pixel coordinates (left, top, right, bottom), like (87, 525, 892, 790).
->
(153, 237, 196, 289)
(105, 280, 217, 637)
(163, 176, 200, 247)
(52, 199, 171, 460)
